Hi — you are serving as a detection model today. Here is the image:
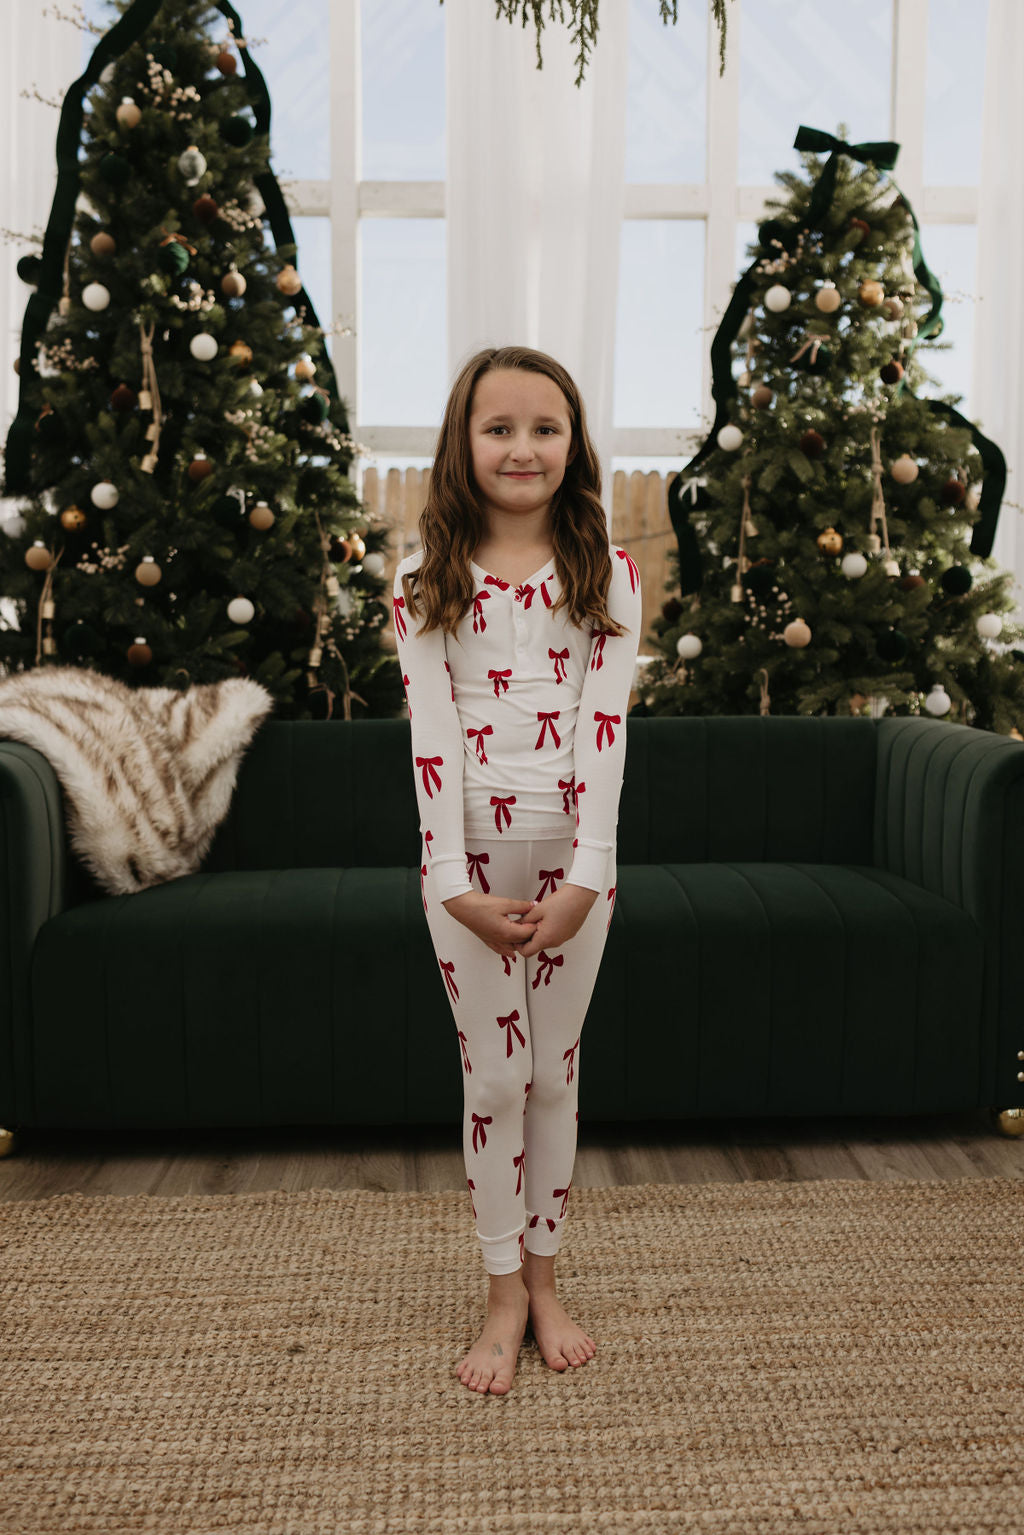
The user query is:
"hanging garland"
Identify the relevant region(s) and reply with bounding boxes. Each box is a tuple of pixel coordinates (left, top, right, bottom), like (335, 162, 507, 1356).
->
(439, 1, 732, 87)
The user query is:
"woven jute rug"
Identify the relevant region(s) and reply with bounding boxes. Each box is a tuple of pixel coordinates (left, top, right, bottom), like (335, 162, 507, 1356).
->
(2, 1176, 1023, 1535)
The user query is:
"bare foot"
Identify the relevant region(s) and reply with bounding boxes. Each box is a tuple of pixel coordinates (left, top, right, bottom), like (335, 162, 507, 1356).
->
(455, 1293, 530, 1395)
(527, 1290, 597, 1371)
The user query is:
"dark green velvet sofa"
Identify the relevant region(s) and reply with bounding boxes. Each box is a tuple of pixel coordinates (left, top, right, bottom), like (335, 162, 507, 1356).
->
(2, 714, 1023, 1151)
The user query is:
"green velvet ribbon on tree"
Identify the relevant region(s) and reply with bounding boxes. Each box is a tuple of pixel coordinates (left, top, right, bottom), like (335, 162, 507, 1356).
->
(3, 0, 340, 497)
(668, 123, 1006, 596)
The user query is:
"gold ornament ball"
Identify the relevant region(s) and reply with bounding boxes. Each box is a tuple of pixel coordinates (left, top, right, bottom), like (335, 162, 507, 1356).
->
(783, 617, 812, 648)
(60, 506, 88, 531)
(882, 296, 905, 321)
(817, 527, 843, 555)
(135, 556, 163, 586)
(348, 532, 366, 562)
(188, 452, 214, 482)
(294, 357, 316, 381)
(90, 231, 116, 257)
(858, 280, 885, 307)
(221, 268, 247, 297)
(229, 339, 253, 368)
(116, 97, 142, 128)
(25, 542, 53, 571)
(751, 384, 774, 409)
(276, 265, 303, 296)
(891, 454, 919, 484)
(249, 501, 275, 530)
(814, 283, 841, 313)
(127, 638, 152, 667)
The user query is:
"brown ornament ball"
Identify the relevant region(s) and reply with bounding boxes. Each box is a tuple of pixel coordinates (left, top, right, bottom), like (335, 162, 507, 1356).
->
(347, 533, 366, 563)
(127, 639, 152, 667)
(216, 48, 237, 75)
(661, 596, 683, 622)
(858, 280, 885, 307)
(941, 478, 967, 506)
(116, 98, 141, 129)
(193, 194, 220, 224)
(849, 217, 871, 240)
(60, 506, 88, 532)
(135, 556, 163, 586)
(276, 265, 303, 296)
(882, 296, 905, 321)
(891, 454, 919, 484)
(229, 339, 253, 367)
(899, 573, 926, 590)
(814, 283, 841, 313)
(188, 452, 214, 482)
(221, 268, 247, 297)
(817, 527, 843, 555)
(880, 359, 904, 384)
(25, 542, 53, 571)
(331, 536, 352, 564)
(751, 384, 774, 409)
(249, 500, 275, 530)
(799, 428, 826, 458)
(90, 231, 116, 257)
(294, 357, 316, 382)
(111, 383, 138, 411)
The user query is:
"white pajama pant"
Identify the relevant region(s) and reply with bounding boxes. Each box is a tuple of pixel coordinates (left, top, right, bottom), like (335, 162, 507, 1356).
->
(421, 832, 616, 1276)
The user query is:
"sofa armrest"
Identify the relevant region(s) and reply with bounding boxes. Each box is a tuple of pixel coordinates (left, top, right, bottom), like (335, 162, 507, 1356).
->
(0, 741, 73, 1124)
(875, 716, 1024, 1105)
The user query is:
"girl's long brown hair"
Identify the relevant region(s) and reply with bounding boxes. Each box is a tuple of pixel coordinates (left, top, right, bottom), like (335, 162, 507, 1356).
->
(400, 346, 627, 640)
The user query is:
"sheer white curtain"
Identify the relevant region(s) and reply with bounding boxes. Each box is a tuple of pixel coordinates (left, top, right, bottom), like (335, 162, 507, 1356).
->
(0, 8, 80, 522)
(973, 0, 1024, 620)
(445, 0, 629, 525)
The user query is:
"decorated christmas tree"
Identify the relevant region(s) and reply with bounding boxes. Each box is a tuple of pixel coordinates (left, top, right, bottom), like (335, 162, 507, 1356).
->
(1, 0, 403, 721)
(638, 125, 1024, 736)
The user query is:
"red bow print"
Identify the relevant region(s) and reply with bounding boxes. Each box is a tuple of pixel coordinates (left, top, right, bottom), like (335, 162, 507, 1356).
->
(443, 659, 455, 701)
(466, 1174, 476, 1217)
(471, 1112, 492, 1152)
(416, 755, 443, 796)
(607, 884, 617, 931)
(501, 951, 518, 976)
(466, 849, 490, 892)
(497, 1008, 526, 1059)
(535, 868, 563, 901)
(615, 547, 640, 591)
(555, 1178, 573, 1217)
(595, 711, 620, 751)
(488, 667, 512, 697)
(513, 1148, 526, 1194)
(439, 958, 459, 1002)
(529, 1213, 557, 1234)
(549, 646, 569, 683)
(472, 590, 491, 632)
(490, 794, 516, 832)
(514, 582, 535, 607)
(420, 863, 427, 914)
(563, 1036, 580, 1085)
(522, 1080, 532, 1116)
(485, 573, 510, 590)
(558, 774, 576, 815)
(402, 672, 411, 718)
(531, 950, 564, 989)
(424, 829, 433, 857)
(535, 710, 561, 749)
(458, 1030, 471, 1075)
(392, 595, 407, 641)
(539, 579, 553, 608)
(590, 630, 611, 671)
(467, 724, 492, 763)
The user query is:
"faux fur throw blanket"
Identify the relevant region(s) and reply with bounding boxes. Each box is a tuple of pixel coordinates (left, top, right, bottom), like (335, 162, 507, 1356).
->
(0, 665, 275, 897)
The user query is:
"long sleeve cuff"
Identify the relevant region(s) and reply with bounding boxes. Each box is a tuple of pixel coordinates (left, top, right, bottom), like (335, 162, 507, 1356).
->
(564, 838, 611, 894)
(430, 852, 474, 903)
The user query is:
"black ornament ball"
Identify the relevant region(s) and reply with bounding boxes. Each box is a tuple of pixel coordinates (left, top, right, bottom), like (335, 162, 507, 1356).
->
(941, 564, 973, 596)
(211, 494, 243, 529)
(17, 254, 42, 286)
(98, 152, 132, 186)
(301, 392, 329, 424)
(746, 561, 777, 597)
(61, 620, 102, 660)
(876, 627, 909, 663)
(152, 43, 178, 70)
(661, 597, 683, 623)
(758, 219, 800, 254)
(221, 115, 254, 147)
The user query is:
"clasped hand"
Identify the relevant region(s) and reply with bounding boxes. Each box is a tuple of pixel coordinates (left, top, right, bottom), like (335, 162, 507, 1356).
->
(442, 884, 599, 959)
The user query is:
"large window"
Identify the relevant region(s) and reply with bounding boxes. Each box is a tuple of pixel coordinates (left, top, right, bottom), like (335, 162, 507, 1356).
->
(79, 0, 989, 489)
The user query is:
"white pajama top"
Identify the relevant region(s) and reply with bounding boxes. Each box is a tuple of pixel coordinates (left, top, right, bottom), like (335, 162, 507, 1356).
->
(392, 543, 643, 903)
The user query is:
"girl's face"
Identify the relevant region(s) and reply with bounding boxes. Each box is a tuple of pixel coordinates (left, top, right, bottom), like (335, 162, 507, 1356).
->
(467, 368, 576, 525)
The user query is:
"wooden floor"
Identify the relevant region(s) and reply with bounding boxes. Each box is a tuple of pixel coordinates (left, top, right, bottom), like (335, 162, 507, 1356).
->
(1, 1110, 1021, 1202)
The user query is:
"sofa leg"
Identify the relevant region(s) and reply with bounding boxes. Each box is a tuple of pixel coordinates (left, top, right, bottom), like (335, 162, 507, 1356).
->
(0, 1126, 17, 1157)
(989, 1107, 1024, 1138)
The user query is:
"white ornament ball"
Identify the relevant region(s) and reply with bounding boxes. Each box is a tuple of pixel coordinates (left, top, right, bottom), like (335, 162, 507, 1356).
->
(924, 683, 952, 717)
(190, 332, 218, 361)
(891, 454, 919, 484)
(783, 617, 812, 648)
(227, 596, 255, 625)
(2, 513, 26, 539)
(361, 551, 386, 577)
(90, 480, 119, 509)
(336, 586, 355, 619)
(841, 552, 868, 579)
(977, 612, 1003, 640)
(249, 378, 263, 396)
(675, 633, 703, 660)
(717, 423, 744, 452)
(82, 282, 111, 312)
(764, 284, 792, 313)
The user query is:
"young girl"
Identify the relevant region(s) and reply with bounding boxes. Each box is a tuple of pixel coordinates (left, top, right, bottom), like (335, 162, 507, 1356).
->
(391, 345, 642, 1397)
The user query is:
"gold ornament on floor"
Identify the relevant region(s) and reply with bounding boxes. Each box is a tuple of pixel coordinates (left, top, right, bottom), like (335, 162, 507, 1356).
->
(817, 527, 843, 555)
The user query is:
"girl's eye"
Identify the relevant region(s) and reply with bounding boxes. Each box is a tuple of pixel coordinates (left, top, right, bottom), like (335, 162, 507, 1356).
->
(488, 426, 555, 435)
